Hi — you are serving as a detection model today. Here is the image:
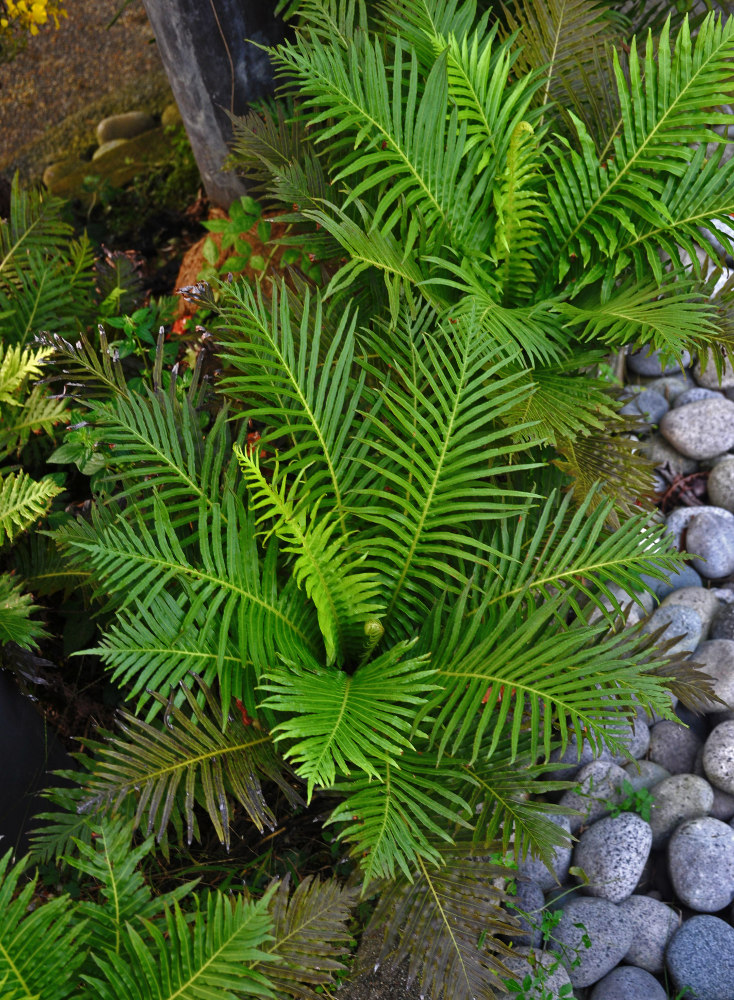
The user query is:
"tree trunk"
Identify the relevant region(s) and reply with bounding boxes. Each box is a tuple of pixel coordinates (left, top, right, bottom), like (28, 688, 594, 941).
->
(142, 0, 285, 208)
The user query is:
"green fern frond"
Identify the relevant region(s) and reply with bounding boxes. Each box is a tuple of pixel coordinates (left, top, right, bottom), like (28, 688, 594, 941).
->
(0, 849, 88, 999)
(67, 817, 192, 956)
(0, 174, 72, 279)
(237, 447, 382, 665)
(553, 426, 656, 526)
(261, 639, 436, 798)
(368, 853, 519, 1000)
(0, 571, 47, 647)
(0, 470, 63, 544)
(0, 342, 50, 404)
(491, 120, 543, 304)
(85, 679, 299, 849)
(259, 876, 359, 998)
(83, 890, 278, 1000)
(539, 14, 734, 287)
(328, 749, 473, 884)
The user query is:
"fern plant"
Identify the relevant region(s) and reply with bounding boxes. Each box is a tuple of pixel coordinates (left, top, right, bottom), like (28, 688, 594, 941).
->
(25, 3, 734, 997)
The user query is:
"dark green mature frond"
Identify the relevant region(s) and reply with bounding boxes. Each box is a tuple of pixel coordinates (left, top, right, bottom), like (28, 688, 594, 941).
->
(85, 680, 299, 849)
(0, 571, 47, 647)
(261, 639, 436, 798)
(353, 319, 538, 637)
(3, 385, 66, 453)
(369, 854, 519, 1000)
(67, 817, 191, 956)
(227, 101, 306, 196)
(273, 29, 488, 250)
(28, 764, 102, 864)
(237, 448, 382, 666)
(10, 531, 89, 598)
(0, 849, 87, 1000)
(466, 738, 575, 866)
(84, 890, 277, 1000)
(553, 426, 656, 526)
(503, 0, 620, 139)
(0, 174, 72, 277)
(258, 876, 359, 998)
(328, 749, 473, 884)
(0, 470, 63, 543)
(502, 354, 618, 448)
(538, 14, 734, 287)
(216, 282, 366, 534)
(380, 0, 486, 65)
(92, 593, 249, 717)
(55, 492, 322, 682)
(36, 328, 129, 401)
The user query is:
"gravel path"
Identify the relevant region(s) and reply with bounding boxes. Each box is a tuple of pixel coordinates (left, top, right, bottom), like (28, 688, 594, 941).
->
(0, 0, 165, 170)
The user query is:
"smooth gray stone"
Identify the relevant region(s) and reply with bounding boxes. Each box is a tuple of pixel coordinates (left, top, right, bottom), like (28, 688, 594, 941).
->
(702, 720, 734, 794)
(96, 110, 157, 144)
(666, 505, 734, 548)
(589, 965, 667, 1000)
(686, 512, 734, 579)
(547, 736, 616, 782)
(639, 434, 699, 476)
(614, 708, 650, 760)
(649, 774, 715, 847)
(661, 587, 720, 635)
(707, 456, 734, 513)
(506, 878, 545, 948)
(620, 894, 680, 974)
(640, 605, 704, 656)
(660, 396, 734, 459)
(649, 720, 703, 774)
(628, 346, 690, 376)
(559, 762, 628, 835)
(695, 349, 734, 389)
(641, 374, 695, 399)
(500, 947, 573, 999)
(639, 563, 703, 599)
(517, 814, 573, 892)
(666, 915, 734, 1000)
(551, 898, 633, 988)
(691, 640, 734, 711)
(674, 387, 722, 407)
(623, 759, 671, 792)
(712, 602, 734, 640)
(619, 388, 669, 424)
(574, 812, 652, 902)
(584, 584, 654, 628)
(711, 786, 734, 822)
(92, 137, 129, 160)
(668, 817, 734, 912)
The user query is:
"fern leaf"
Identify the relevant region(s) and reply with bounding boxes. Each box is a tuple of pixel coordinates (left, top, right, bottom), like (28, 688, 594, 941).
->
(368, 854, 519, 1000)
(261, 639, 437, 798)
(67, 817, 192, 956)
(0, 174, 72, 280)
(0, 849, 87, 999)
(85, 678, 299, 848)
(327, 749, 473, 884)
(84, 890, 277, 1000)
(0, 470, 63, 543)
(237, 448, 382, 665)
(258, 876, 359, 998)
(0, 342, 51, 404)
(0, 571, 47, 648)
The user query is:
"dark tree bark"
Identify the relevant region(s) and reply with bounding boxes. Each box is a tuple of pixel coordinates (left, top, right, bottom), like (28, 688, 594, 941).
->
(142, 0, 286, 207)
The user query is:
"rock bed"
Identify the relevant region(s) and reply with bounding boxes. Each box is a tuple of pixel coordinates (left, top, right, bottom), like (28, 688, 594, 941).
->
(506, 345, 734, 1000)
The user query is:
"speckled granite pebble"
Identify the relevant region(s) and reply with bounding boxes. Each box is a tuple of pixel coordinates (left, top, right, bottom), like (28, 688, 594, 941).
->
(707, 456, 734, 513)
(660, 396, 734, 459)
(589, 964, 667, 1000)
(649, 720, 703, 774)
(559, 762, 628, 835)
(641, 605, 704, 656)
(694, 349, 734, 389)
(619, 388, 669, 424)
(674, 387, 721, 407)
(661, 587, 720, 634)
(712, 602, 734, 640)
(686, 511, 734, 579)
(623, 759, 671, 792)
(639, 563, 703, 598)
(668, 816, 734, 911)
(702, 720, 734, 794)
(620, 894, 680, 973)
(628, 346, 690, 376)
(649, 773, 714, 847)
(507, 878, 545, 949)
(552, 898, 633, 988)
(666, 505, 734, 547)
(666, 914, 734, 1000)
(692, 640, 734, 711)
(574, 812, 652, 902)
